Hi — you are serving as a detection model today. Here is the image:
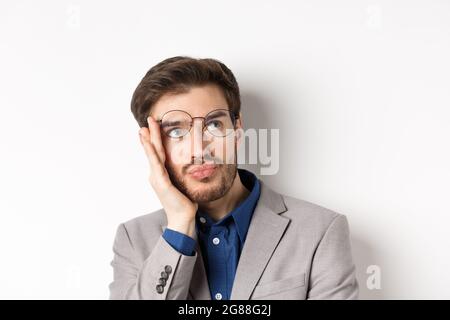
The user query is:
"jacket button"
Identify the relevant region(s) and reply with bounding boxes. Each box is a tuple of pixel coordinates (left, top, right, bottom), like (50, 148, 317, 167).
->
(161, 271, 168, 279)
(165, 265, 172, 274)
(158, 278, 166, 286)
(156, 285, 164, 294)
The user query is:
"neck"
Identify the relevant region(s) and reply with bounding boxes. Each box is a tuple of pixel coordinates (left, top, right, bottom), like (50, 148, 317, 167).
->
(198, 171, 250, 222)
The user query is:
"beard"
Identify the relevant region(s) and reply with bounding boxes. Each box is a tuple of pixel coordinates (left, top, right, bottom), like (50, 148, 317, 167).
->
(166, 162, 238, 203)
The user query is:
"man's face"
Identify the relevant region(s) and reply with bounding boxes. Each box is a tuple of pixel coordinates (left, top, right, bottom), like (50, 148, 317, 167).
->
(150, 84, 243, 203)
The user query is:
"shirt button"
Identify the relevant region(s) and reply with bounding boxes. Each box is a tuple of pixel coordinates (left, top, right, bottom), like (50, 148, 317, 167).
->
(200, 217, 207, 224)
(212, 237, 220, 245)
(215, 293, 222, 300)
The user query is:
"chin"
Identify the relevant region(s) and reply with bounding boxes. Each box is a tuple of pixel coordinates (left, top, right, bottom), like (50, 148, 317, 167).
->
(187, 175, 220, 190)
(184, 176, 226, 203)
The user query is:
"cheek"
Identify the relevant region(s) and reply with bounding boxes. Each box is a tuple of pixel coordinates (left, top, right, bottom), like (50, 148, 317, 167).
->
(164, 139, 191, 166)
(210, 135, 236, 163)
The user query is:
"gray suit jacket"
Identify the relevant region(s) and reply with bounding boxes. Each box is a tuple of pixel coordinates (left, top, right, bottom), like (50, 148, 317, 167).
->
(109, 180, 359, 300)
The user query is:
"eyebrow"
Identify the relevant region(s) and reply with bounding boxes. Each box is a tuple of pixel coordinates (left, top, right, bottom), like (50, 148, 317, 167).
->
(205, 110, 228, 119)
(160, 120, 186, 129)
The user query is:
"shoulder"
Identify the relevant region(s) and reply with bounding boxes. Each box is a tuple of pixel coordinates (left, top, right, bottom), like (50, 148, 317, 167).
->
(115, 209, 167, 252)
(279, 193, 348, 235)
(259, 180, 345, 230)
(121, 208, 166, 233)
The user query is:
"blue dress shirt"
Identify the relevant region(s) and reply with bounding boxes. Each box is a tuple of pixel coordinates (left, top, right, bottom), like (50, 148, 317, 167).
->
(162, 168, 261, 300)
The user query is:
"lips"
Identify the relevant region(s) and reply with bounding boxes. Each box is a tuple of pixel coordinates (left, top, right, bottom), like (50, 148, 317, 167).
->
(187, 164, 217, 180)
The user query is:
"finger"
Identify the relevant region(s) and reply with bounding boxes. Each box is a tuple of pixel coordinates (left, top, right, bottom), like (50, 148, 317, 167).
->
(139, 128, 164, 176)
(147, 116, 166, 161)
(140, 123, 163, 165)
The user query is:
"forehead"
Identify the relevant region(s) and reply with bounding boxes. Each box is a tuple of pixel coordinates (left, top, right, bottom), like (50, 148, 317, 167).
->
(151, 84, 229, 120)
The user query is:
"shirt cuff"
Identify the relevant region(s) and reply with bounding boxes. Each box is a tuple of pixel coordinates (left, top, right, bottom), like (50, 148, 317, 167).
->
(162, 228, 196, 256)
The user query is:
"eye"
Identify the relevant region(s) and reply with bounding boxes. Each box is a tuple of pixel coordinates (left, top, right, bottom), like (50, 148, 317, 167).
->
(167, 127, 185, 138)
(206, 120, 223, 130)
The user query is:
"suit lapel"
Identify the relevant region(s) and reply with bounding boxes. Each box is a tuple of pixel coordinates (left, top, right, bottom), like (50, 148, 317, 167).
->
(230, 180, 289, 299)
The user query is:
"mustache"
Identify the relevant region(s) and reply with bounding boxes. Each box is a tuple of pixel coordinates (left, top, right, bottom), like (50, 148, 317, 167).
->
(182, 153, 224, 173)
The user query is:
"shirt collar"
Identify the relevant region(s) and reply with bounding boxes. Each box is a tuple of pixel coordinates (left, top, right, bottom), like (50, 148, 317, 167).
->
(196, 168, 261, 245)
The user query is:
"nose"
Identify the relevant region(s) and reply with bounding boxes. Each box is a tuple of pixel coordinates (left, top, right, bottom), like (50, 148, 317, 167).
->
(190, 119, 212, 164)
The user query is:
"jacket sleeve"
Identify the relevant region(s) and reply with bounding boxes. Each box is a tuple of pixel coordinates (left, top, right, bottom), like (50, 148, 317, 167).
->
(109, 223, 198, 300)
(307, 214, 359, 300)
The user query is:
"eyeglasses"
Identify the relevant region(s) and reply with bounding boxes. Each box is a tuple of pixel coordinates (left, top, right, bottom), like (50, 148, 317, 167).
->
(156, 108, 239, 139)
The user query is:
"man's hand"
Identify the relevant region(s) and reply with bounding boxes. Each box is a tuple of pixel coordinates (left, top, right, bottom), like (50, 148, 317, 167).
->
(139, 116, 198, 238)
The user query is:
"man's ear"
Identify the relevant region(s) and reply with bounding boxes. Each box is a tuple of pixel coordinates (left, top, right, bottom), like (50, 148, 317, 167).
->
(235, 112, 244, 147)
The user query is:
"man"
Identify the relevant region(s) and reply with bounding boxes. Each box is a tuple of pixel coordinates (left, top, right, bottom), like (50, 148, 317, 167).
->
(109, 56, 359, 300)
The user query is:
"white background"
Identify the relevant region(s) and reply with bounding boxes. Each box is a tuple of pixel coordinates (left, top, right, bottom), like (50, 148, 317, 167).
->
(1, 0, 449, 299)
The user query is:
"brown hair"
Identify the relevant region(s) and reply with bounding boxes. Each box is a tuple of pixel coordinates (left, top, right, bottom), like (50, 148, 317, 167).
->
(130, 56, 241, 128)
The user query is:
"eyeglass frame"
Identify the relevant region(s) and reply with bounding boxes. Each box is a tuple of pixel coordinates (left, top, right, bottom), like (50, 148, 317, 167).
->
(155, 108, 240, 139)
